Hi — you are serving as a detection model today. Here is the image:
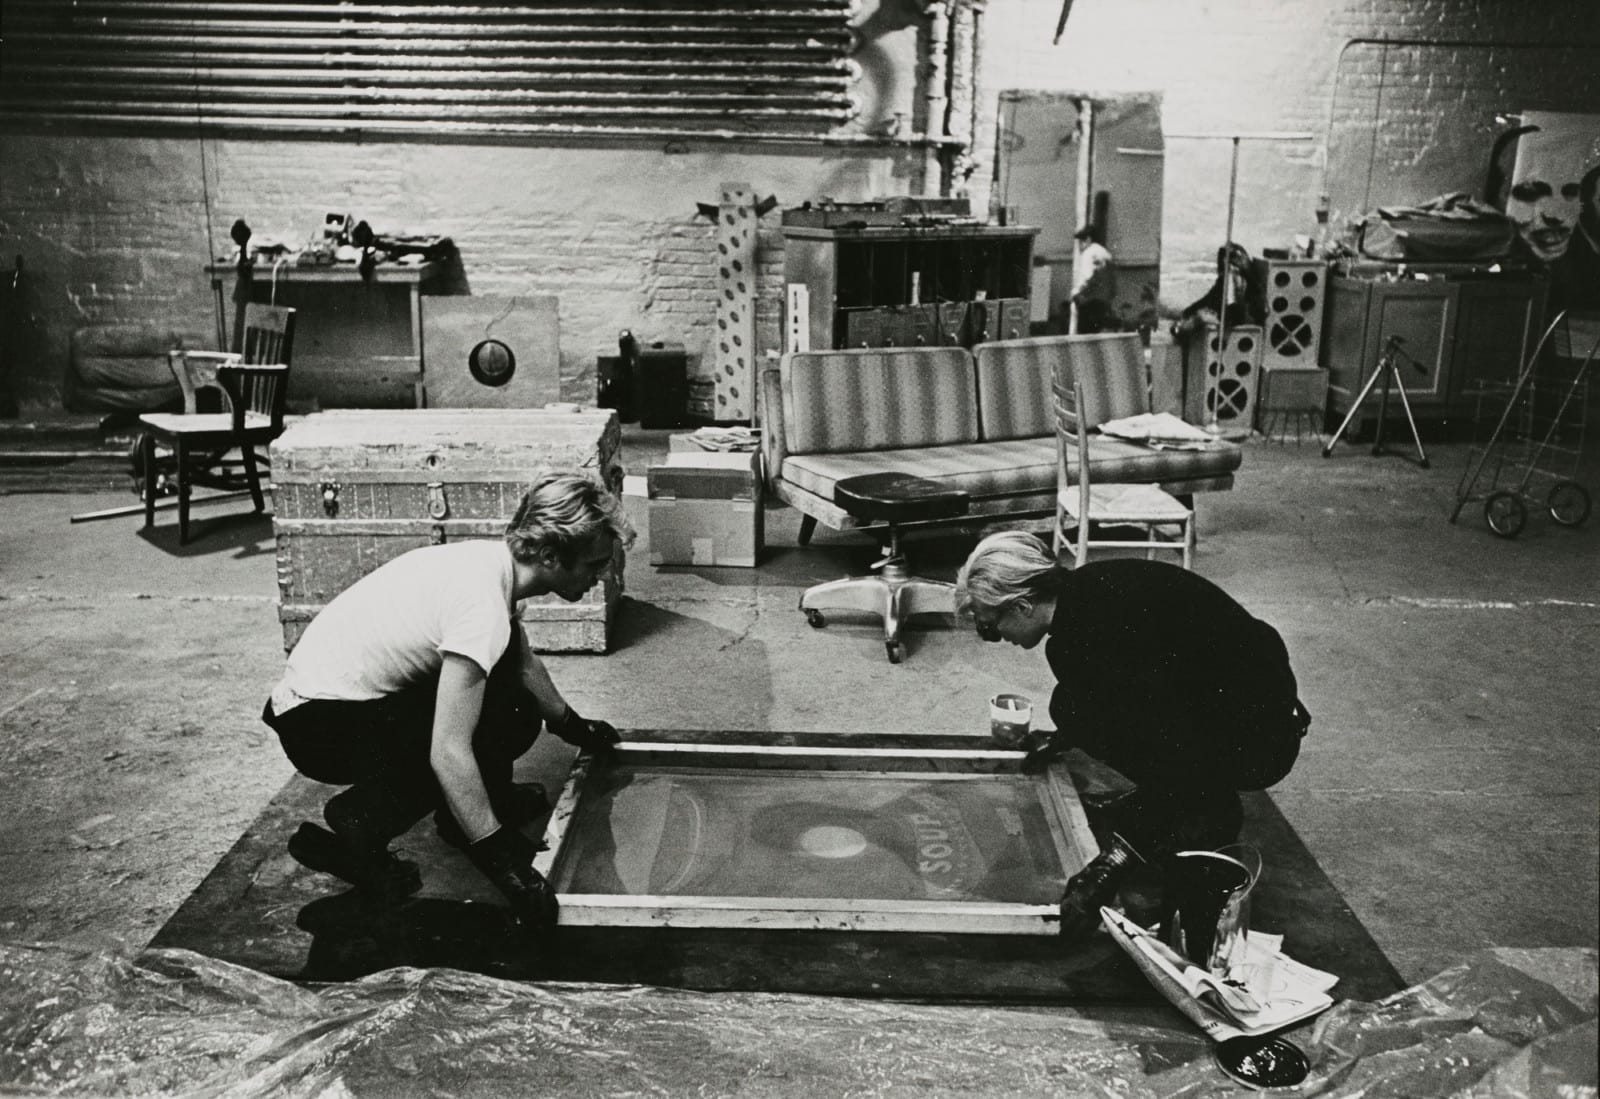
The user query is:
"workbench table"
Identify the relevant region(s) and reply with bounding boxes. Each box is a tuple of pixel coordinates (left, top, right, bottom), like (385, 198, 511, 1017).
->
(207, 260, 440, 407)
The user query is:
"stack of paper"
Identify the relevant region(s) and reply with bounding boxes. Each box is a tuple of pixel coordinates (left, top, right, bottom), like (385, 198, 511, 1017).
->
(1101, 908, 1338, 1041)
(1096, 413, 1216, 449)
(683, 426, 761, 452)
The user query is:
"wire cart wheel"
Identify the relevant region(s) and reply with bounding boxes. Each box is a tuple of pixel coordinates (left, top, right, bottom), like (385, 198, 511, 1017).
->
(1484, 492, 1528, 538)
(1548, 481, 1592, 527)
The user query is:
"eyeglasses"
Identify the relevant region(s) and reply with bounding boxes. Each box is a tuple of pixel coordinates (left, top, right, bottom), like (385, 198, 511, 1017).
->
(972, 606, 1008, 642)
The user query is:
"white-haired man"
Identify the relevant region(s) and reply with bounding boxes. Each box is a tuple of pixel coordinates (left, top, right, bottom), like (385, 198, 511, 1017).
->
(956, 532, 1310, 941)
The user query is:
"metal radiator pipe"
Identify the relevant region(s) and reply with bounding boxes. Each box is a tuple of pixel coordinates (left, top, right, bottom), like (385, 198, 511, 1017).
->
(923, 1, 950, 195)
(0, 111, 966, 147)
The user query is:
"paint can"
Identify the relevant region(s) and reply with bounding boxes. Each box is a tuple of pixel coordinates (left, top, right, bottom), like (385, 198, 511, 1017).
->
(1159, 843, 1261, 977)
(988, 693, 1033, 747)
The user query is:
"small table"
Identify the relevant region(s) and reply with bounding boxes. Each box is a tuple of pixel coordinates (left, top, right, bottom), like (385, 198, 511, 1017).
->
(800, 472, 970, 664)
(206, 260, 439, 407)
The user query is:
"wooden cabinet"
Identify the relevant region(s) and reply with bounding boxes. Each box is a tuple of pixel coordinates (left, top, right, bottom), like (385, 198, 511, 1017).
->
(1449, 280, 1549, 399)
(782, 224, 1038, 351)
(1322, 274, 1546, 434)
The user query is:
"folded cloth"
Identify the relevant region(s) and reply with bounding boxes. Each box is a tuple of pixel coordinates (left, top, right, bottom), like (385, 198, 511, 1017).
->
(1097, 412, 1215, 445)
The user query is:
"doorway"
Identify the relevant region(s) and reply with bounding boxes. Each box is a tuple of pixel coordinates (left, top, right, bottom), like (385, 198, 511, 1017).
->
(993, 90, 1165, 334)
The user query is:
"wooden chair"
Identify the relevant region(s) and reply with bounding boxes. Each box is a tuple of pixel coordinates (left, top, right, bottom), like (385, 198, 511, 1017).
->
(1053, 374, 1194, 569)
(137, 304, 294, 543)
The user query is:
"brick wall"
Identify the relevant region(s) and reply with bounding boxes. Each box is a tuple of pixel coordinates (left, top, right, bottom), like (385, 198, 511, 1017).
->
(2, 0, 1597, 415)
(977, 0, 1600, 306)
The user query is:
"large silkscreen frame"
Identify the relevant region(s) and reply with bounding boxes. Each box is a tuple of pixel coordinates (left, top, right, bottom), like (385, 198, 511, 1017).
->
(535, 733, 1100, 935)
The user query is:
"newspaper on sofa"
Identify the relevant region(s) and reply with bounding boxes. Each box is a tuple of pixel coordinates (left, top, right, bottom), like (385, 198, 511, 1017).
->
(1101, 907, 1338, 1041)
(1096, 412, 1217, 448)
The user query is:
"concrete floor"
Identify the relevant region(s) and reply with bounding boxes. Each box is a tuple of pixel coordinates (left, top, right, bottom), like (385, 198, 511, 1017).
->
(0, 425, 1595, 986)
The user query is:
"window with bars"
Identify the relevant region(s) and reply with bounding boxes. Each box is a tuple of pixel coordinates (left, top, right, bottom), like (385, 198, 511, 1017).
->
(0, 1, 860, 141)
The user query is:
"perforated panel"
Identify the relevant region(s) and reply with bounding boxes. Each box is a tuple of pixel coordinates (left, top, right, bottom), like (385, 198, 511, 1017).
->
(1255, 260, 1327, 370)
(1200, 324, 1263, 429)
(712, 183, 758, 422)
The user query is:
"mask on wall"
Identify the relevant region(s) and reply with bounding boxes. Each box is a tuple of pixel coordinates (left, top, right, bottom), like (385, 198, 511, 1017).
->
(1504, 111, 1600, 265)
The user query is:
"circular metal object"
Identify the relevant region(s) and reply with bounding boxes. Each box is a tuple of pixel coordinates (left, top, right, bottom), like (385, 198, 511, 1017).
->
(467, 339, 516, 387)
(1484, 491, 1527, 538)
(1213, 1035, 1310, 1089)
(1548, 481, 1591, 526)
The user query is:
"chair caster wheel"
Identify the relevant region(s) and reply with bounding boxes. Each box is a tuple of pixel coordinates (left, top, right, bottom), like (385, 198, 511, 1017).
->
(804, 608, 826, 629)
(886, 639, 904, 664)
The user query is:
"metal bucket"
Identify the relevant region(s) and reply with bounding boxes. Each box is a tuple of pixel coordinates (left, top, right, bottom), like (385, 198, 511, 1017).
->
(1159, 844, 1261, 976)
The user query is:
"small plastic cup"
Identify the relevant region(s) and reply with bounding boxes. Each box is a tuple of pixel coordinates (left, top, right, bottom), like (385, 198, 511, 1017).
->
(989, 693, 1033, 747)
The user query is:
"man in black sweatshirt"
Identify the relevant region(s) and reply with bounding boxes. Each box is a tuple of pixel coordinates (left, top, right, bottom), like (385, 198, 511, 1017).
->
(955, 532, 1311, 940)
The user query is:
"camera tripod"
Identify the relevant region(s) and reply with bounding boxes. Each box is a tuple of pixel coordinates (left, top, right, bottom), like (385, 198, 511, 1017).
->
(1322, 334, 1430, 468)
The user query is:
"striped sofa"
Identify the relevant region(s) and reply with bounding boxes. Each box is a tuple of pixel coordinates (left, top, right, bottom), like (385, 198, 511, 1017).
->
(758, 336, 1241, 539)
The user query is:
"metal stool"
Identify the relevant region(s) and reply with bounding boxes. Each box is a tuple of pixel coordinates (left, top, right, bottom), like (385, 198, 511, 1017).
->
(799, 472, 970, 663)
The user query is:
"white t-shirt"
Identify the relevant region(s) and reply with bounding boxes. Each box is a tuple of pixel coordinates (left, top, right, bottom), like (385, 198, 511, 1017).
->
(274, 539, 517, 709)
(1072, 242, 1114, 302)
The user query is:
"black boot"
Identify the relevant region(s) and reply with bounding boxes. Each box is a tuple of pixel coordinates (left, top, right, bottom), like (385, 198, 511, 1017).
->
(1057, 832, 1143, 941)
(288, 797, 423, 900)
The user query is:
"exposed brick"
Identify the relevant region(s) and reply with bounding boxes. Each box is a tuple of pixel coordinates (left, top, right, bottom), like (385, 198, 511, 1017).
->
(3, 0, 1597, 413)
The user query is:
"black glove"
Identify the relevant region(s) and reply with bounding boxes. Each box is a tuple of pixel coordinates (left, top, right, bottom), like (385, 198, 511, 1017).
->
(552, 705, 621, 754)
(1057, 873, 1109, 941)
(1020, 729, 1069, 774)
(1057, 833, 1141, 941)
(466, 826, 559, 931)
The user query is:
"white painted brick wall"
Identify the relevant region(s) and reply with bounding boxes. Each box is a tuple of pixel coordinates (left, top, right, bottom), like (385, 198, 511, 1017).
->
(2, 0, 1595, 413)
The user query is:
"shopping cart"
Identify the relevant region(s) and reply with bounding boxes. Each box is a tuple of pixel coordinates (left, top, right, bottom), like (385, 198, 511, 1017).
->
(1450, 309, 1598, 538)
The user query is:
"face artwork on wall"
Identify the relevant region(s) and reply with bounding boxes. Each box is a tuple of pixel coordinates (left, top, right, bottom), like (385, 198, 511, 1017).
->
(1504, 111, 1600, 312)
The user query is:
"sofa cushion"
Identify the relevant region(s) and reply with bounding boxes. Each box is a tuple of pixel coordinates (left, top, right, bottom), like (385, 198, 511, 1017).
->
(783, 347, 979, 454)
(973, 337, 1059, 440)
(782, 436, 1242, 503)
(784, 439, 1055, 502)
(1075, 435, 1243, 486)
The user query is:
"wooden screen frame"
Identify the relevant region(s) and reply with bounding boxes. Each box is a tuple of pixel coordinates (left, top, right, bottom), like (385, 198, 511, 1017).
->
(535, 731, 1099, 936)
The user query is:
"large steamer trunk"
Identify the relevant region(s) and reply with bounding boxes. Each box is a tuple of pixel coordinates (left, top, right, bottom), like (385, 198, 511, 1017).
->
(271, 408, 624, 654)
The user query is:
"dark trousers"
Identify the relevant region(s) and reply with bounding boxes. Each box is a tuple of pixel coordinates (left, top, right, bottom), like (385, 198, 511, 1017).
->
(1091, 699, 1312, 858)
(1074, 298, 1118, 334)
(262, 631, 542, 843)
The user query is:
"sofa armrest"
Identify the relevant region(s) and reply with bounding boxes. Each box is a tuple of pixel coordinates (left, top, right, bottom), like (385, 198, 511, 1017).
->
(759, 363, 788, 496)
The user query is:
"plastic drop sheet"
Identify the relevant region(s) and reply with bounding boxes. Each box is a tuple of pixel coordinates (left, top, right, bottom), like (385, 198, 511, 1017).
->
(1, 941, 1594, 1098)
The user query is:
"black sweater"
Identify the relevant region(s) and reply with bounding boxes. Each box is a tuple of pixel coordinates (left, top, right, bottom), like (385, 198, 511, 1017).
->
(1045, 560, 1298, 791)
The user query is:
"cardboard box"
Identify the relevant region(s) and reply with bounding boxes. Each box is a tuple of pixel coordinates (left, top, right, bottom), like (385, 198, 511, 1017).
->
(647, 451, 764, 567)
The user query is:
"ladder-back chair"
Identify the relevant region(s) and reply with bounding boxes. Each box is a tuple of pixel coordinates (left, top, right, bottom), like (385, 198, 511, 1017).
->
(1053, 349, 1194, 569)
(137, 304, 295, 543)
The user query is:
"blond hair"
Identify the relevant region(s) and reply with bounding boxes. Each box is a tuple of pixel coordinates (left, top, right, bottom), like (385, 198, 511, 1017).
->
(955, 531, 1067, 617)
(505, 471, 635, 566)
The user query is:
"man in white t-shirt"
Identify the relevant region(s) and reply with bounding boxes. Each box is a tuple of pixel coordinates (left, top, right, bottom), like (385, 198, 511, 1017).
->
(262, 471, 634, 932)
(1070, 225, 1117, 334)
